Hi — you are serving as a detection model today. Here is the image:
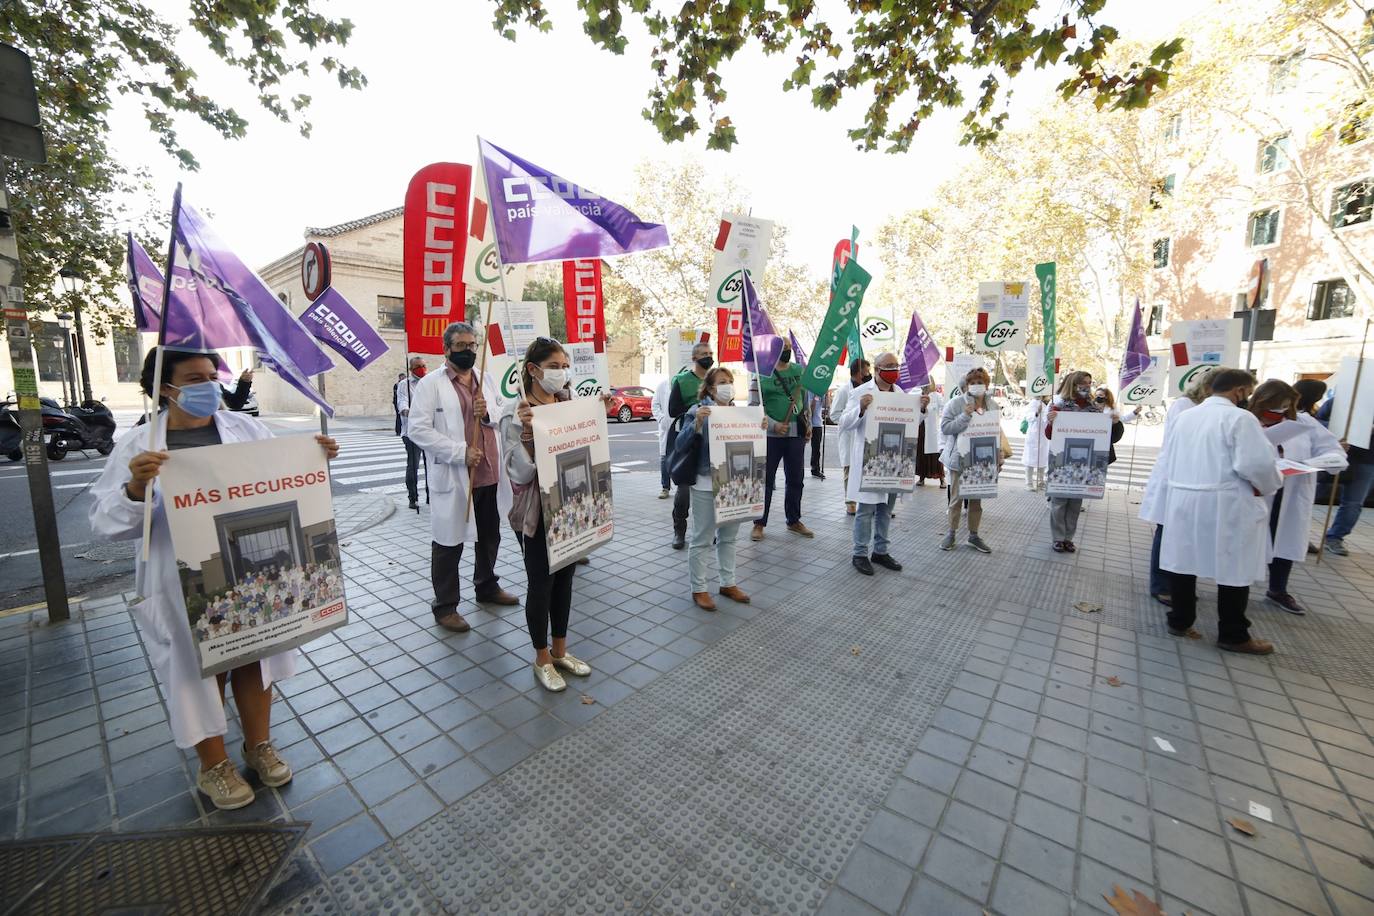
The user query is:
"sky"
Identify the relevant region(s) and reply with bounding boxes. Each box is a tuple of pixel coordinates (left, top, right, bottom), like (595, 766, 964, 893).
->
(106, 0, 1193, 289)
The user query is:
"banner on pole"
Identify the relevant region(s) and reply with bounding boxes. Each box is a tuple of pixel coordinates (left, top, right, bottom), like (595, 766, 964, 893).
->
(708, 213, 773, 311)
(1167, 318, 1242, 394)
(802, 258, 872, 396)
(1119, 300, 1151, 390)
(860, 390, 920, 493)
(954, 408, 1002, 498)
(1035, 262, 1057, 393)
(159, 436, 347, 678)
(831, 235, 864, 363)
(1120, 356, 1165, 407)
(1025, 344, 1050, 398)
(562, 259, 605, 348)
(530, 397, 614, 571)
(462, 171, 527, 299)
(706, 405, 766, 526)
(298, 287, 389, 371)
(718, 306, 744, 363)
(1329, 356, 1374, 450)
(567, 341, 610, 397)
(1046, 411, 1112, 500)
(485, 300, 552, 402)
(974, 281, 1029, 353)
(404, 163, 472, 355)
(897, 309, 941, 392)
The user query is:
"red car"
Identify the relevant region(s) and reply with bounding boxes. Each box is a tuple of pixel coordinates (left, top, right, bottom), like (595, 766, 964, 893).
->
(606, 386, 654, 423)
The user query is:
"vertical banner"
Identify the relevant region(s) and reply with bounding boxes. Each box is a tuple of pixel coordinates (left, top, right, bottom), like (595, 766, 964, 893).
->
(1167, 318, 1243, 394)
(159, 436, 348, 677)
(1025, 344, 1050, 398)
(706, 405, 767, 526)
(567, 341, 610, 397)
(973, 281, 1029, 352)
(832, 233, 865, 363)
(1329, 356, 1374, 450)
(944, 353, 986, 399)
(1046, 411, 1112, 500)
(486, 300, 552, 402)
(897, 309, 941, 392)
(860, 390, 920, 492)
(955, 409, 1003, 498)
(404, 163, 471, 355)
(530, 397, 614, 571)
(802, 258, 873, 396)
(1035, 262, 1057, 394)
(562, 259, 605, 348)
(718, 306, 744, 363)
(1120, 356, 1165, 407)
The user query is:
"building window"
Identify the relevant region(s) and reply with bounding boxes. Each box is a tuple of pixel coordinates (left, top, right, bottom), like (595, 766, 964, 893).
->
(1248, 208, 1281, 246)
(112, 327, 141, 383)
(1257, 135, 1290, 174)
(1150, 174, 1176, 208)
(1268, 50, 1302, 94)
(377, 295, 405, 330)
(1309, 279, 1356, 321)
(33, 324, 66, 383)
(1163, 113, 1184, 143)
(1152, 238, 1171, 269)
(1145, 304, 1163, 336)
(1332, 178, 1373, 229)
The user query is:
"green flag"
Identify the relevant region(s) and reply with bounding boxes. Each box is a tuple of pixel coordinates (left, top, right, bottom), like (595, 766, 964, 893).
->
(804, 258, 872, 396)
(1035, 262, 1057, 394)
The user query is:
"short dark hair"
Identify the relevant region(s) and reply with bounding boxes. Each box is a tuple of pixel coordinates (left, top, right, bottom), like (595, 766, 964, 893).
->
(1293, 378, 1327, 412)
(849, 358, 870, 376)
(140, 348, 221, 406)
(1208, 368, 1256, 394)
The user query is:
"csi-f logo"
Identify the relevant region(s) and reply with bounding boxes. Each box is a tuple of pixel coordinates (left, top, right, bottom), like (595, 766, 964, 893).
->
(1125, 384, 1158, 403)
(1030, 376, 1049, 396)
(501, 363, 521, 400)
(575, 378, 602, 397)
(982, 320, 1019, 348)
(716, 270, 749, 306)
(474, 242, 501, 285)
(1177, 364, 1216, 393)
(861, 316, 892, 341)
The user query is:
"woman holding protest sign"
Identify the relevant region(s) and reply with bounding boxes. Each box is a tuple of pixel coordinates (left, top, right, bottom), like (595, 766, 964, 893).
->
(1044, 371, 1123, 553)
(502, 336, 593, 693)
(673, 367, 753, 610)
(939, 366, 997, 553)
(90, 348, 339, 810)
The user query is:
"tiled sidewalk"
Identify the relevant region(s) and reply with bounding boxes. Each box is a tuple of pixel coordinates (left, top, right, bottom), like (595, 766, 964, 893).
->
(2, 471, 1372, 914)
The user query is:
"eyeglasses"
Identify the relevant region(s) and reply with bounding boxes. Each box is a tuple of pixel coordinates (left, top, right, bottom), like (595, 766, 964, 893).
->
(450, 342, 478, 352)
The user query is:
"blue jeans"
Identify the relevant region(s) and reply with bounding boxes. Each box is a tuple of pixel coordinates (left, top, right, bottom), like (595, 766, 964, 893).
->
(853, 494, 897, 558)
(688, 487, 740, 592)
(1328, 462, 1374, 540)
(1149, 525, 1169, 596)
(660, 452, 670, 490)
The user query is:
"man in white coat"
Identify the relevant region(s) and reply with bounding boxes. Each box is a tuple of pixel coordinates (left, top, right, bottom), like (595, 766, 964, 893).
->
(395, 356, 428, 510)
(652, 375, 674, 499)
(408, 322, 517, 632)
(1146, 369, 1282, 654)
(841, 352, 907, 575)
(831, 357, 871, 516)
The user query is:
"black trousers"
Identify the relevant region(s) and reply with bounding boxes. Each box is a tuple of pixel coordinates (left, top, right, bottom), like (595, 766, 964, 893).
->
(430, 484, 501, 620)
(810, 424, 825, 473)
(519, 516, 575, 650)
(1267, 488, 1291, 594)
(402, 436, 423, 503)
(1168, 574, 1252, 645)
(757, 434, 805, 527)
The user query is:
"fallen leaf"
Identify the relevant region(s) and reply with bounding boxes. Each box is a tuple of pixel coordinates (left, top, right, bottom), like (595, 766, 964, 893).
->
(1074, 601, 1104, 614)
(580, 695, 595, 705)
(1105, 676, 1123, 687)
(1227, 817, 1257, 837)
(1103, 884, 1167, 915)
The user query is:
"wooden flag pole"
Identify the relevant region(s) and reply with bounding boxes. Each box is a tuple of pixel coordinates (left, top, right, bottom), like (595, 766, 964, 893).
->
(463, 293, 499, 526)
(1316, 316, 1372, 564)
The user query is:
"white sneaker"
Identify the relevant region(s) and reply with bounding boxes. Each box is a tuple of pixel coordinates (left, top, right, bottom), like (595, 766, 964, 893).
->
(243, 739, 293, 787)
(197, 759, 255, 810)
(533, 662, 567, 692)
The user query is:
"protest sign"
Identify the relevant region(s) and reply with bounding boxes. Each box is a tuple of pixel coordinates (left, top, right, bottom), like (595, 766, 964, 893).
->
(485, 300, 551, 402)
(1046, 410, 1112, 500)
(530, 397, 614, 571)
(668, 328, 710, 375)
(860, 390, 920, 493)
(1120, 356, 1165, 407)
(705, 406, 766, 525)
(974, 281, 1028, 353)
(802, 258, 872, 396)
(1167, 318, 1242, 395)
(159, 435, 347, 677)
(562, 259, 604, 347)
(1025, 344, 1051, 398)
(1329, 356, 1374, 450)
(567, 341, 610, 397)
(944, 351, 986, 399)
(955, 408, 1002, 498)
(708, 213, 773, 311)
(462, 172, 528, 299)
(859, 311, 896, 351)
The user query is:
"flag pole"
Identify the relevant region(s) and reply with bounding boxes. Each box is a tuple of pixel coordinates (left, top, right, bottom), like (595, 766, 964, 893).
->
(465, 139, 508, 525)
(317, 374, 328, 436)
(140, 183, 182, 565)
(1317, 316, 1372, 564)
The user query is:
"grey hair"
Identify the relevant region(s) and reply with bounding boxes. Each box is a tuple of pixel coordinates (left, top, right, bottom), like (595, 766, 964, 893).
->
(442, 321, 476, 350)
(408, 356, 426, 368)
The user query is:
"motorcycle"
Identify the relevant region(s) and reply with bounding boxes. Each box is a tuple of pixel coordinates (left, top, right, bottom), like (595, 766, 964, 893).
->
(42, 399, 117, 461)
(0, 401, 21, 462)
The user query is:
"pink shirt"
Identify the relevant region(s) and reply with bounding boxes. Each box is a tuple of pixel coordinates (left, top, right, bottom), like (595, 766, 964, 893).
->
(447, 366, 498, 489)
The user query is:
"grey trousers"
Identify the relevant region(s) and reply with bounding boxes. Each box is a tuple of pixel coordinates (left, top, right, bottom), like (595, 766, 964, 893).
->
(1049, 497, 1083, 542)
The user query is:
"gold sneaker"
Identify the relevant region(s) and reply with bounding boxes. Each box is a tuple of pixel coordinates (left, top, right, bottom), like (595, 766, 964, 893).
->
(197, 759, 255, 810)
(550, 654, 591, 677)
(243, 740, 293, 787)
(533, 662, 567, 692)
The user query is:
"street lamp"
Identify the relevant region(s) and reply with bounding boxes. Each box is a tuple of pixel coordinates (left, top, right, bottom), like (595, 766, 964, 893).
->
(58, 263, 92, 405)
(55, 312, 74, 407)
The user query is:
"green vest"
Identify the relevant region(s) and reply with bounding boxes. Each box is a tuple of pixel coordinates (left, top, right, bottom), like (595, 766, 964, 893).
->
(673, 369, 703, 405)
(759, 364, 804, 423)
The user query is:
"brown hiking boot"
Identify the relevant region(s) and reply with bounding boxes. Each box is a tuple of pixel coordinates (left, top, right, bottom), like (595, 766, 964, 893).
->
(435, 612, 471, 632)
(692, 592, 717, 611)
(718, 585, 750, 604)
(750, 524, 765, 541)
(1217, 638, 1275, 655)
(787, 522, 814, 538)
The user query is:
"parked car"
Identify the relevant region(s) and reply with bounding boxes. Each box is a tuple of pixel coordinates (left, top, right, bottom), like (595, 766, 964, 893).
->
(223, 384, 260, 417)
(606, 386, 654, 423)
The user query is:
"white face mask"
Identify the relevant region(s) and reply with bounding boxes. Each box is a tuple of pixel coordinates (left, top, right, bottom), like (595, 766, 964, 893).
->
(967, 384, 987, 397)
(536, 367, 568, 393)
(714, 384, 735, 404)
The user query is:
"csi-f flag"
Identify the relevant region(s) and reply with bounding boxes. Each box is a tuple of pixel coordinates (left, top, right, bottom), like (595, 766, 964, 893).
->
(125, 233, 254, 348)
(1119, 299, 1151, 390)
(897, 309, 941, 392)
(299, 287, 390, 371)
(478, 137, 670, 265)
(740, 271, 783, 377)
(831, 233, 863, 363)
(167, 191, 336, 415)
(803, 257, 872, 396)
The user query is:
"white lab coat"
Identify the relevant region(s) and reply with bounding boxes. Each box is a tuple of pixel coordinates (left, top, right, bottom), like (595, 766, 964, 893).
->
(407, 368, 514, 547)
(833, 379, 856, 467)
(89, 410, 298, 749)
(1139, 397, 1200, 523)
(1264, 413, 1348, 563)
(838, 380, 916, 506)
(395, 373, 420, 438)
(1021, 400, 1050, 469)
(920, 391, 945, 454)
(1150, 397, 1283, 586)
(652, 378, 673, 457)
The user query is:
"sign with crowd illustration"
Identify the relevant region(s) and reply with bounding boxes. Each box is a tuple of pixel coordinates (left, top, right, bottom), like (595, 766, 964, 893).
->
(530, 396, 614, 571)
(1046, 411, 1112, 499)
(705, 406, 766, 525)
(861, 390, 920, 492)
(159, 435, 347, 677)
(955, 408, 1002, 498)
(1167, 318, 1242, 395)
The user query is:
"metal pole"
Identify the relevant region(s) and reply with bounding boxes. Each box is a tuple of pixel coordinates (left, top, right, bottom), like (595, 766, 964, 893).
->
(317, 373, 328, 436)
(72, 300, 92, 403)
(62, 326, 76, 405)
(0, 180, 69, 622)
(1244, 306, 1259, 373)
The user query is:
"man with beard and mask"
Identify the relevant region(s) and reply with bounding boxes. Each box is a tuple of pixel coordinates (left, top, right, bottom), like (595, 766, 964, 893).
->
(830, 358, 872, 516)
(667, 340, 716, 549)
(395, 357, 428, 510)
(407, 322, 518, 632)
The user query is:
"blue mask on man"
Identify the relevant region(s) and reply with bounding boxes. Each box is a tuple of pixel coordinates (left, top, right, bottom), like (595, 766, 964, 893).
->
(167, 381, 222, 418)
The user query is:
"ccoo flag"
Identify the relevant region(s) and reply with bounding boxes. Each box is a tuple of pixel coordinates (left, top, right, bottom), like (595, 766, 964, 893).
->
(478, 137, 670, 265)
(897, 309, 941, 392)
(166, 191, 336, 415)
(739, 270, 783, 377)
(1119, 299, 1151, 390)
(298, 286, 390, 371)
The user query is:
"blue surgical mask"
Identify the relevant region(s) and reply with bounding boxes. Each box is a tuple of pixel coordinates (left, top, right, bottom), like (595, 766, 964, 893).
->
(167, 381, 222, 418)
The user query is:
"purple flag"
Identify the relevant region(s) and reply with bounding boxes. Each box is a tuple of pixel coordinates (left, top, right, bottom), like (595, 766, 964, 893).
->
(1119, 299, 1151, 390)
(478, 137, 670, 265)
(126, 233, 254, 349)
(897, 309, 941, 392)
(299, 287, 389, 371)
(739, 271, 782, 377)
(788, 330, 808, 371)
(168, 192, 336, 415)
